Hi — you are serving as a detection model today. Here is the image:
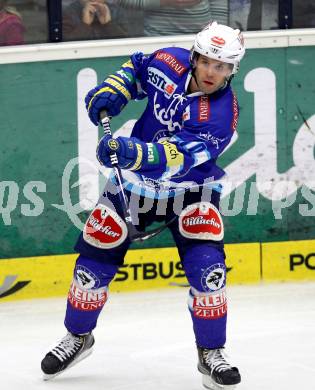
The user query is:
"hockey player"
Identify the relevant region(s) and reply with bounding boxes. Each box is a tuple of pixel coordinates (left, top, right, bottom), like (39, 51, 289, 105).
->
(41, 21, 245, 390)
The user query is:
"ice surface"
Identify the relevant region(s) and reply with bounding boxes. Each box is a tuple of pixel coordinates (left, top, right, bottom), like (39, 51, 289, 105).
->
(1, 282, 315, 390)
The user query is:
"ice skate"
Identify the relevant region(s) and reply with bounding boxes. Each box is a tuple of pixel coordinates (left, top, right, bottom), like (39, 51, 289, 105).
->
(41, 332, 95, 380)
(197, 346, 241, 390)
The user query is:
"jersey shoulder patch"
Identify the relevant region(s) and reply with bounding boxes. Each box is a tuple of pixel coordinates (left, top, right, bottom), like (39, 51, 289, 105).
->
(153, 47, 189, 77)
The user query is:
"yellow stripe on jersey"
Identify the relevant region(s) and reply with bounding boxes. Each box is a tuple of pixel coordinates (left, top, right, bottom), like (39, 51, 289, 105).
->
(104, 77, 131, 100)
(129, 143, 143, 171)
(160, 140, 184, 167)
(122, 59, 134, 69)
(109, 74, 126, 85)
(87, 87, 116, 111)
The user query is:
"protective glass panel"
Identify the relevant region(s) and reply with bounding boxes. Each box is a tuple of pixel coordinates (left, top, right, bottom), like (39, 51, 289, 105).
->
(229, 0, 279, 31)
(0, 0, 48, 46)
(61, 0, 230, 40)
(292, 0, 315, 28)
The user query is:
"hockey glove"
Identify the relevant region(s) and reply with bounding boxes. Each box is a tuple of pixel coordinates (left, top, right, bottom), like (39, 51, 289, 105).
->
(97, 135, 144, 170)
(85, 82, 130, 125)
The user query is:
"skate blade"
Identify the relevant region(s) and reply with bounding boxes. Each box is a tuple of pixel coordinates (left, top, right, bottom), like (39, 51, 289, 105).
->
(43, 347, 93, 381)
(202, 374, 237, 390)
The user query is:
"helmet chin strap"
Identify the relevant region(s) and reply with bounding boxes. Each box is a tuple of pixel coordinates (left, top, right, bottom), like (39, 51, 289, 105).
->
(226, 74, 234, 85)
(191, 68, 200, 90)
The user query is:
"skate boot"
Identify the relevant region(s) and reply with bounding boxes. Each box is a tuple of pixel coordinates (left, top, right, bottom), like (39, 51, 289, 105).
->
(197, 346, 241, 389)
(41, 332, 95, 380)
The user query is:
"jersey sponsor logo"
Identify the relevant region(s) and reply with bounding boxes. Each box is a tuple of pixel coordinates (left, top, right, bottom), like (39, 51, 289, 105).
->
(182, 106, 190, 122)
(231, 93, 238, 131)
(179, 202, 224, 240)
(68, 280, 108, 311)
(211, 36, 226, 46)
(198, 96, 210, 122)
(155, 51, 187, 76)
(201, 263, 226, 291)
(141, 175, 170, 191)
(116, 69, 134, 83)
(75, 265, 100, 289)
(147, 143, 160, 164)
(165, 83, 175, 96)
(198, 132, 226, 150)
(147, 67, 177, 98)
(159, 140, 184, 167)
(83, 204, 128, 249)
(192, 288, 227, 319)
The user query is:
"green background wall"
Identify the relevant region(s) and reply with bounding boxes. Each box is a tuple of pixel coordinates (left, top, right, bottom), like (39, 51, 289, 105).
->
(0, 46, 314, 259)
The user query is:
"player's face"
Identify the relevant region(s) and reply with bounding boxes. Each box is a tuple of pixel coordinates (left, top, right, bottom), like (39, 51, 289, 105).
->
(192, 55, 233, 94)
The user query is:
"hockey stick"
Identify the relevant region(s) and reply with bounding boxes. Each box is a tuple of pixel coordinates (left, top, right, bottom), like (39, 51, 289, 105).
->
(99, 112, 176, 242)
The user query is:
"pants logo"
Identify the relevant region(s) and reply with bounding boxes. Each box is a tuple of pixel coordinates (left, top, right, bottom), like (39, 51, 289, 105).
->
(201, 263, 226, 292)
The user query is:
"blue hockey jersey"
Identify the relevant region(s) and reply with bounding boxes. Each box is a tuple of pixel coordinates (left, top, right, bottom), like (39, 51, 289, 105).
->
(101, 47, 239, 198)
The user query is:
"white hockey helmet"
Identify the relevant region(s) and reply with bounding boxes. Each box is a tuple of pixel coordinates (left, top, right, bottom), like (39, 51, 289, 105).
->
(190, 21, 245, 74)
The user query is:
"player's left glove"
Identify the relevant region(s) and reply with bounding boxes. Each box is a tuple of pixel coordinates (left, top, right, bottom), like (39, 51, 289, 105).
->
(97, 135, 144, 170)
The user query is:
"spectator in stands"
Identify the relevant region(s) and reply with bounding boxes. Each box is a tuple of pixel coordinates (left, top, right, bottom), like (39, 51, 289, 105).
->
(246, 0, 279, 30)
(116, 0, 228, 36)
(0, 0, 25, 46)
(63, 0, 128, 41)
(107, 1, 144, 37)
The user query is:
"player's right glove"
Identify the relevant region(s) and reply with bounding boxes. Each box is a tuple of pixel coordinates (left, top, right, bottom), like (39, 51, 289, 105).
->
(85, 81, 130, 125)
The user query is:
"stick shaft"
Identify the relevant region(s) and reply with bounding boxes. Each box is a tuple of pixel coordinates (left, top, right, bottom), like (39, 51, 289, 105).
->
(99, 112, 176, 242)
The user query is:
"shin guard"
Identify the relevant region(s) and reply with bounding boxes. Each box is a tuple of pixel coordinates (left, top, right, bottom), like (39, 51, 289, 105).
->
(188, 286, 227, 348)
(182, 244, 227, 348)
(65, 255, 119, 335)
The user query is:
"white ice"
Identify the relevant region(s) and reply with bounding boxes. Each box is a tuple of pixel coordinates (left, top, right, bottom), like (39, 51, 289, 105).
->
(1, 282, 315, 390)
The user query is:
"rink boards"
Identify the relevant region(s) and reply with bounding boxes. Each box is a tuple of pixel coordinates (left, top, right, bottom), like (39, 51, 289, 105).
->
(0, 239, 314, 302)
(1, 38, 315, 260)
